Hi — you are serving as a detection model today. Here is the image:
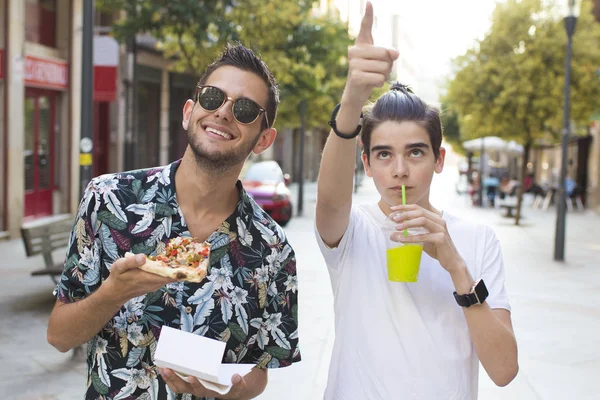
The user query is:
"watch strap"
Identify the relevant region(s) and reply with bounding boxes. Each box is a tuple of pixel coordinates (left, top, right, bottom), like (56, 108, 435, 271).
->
(453, 279, 488, 308)
(453, 291, 480, 307)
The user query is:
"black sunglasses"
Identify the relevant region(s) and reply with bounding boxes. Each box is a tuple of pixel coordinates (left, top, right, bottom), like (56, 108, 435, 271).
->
(195, 85, 269, 126)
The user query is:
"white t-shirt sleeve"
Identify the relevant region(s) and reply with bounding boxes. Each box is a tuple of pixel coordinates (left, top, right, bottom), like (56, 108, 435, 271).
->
(481, 226, 511, 311)
(314, 206, 360, 271)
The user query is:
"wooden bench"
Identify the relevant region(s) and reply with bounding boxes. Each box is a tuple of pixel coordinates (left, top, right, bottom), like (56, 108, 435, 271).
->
(21, 214, 87, 360)
(21, 214, 73, 284)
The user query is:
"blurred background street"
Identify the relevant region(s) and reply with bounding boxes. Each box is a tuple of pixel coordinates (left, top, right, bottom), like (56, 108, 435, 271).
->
(1, 146, 599, 399)
(1, 0, 599, 399)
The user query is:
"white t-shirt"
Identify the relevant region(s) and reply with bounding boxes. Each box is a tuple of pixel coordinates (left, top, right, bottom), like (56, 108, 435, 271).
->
(315, 203, 510, 400)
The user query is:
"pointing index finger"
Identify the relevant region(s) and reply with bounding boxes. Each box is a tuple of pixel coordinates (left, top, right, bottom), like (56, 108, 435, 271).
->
(356, 1, 374, 45)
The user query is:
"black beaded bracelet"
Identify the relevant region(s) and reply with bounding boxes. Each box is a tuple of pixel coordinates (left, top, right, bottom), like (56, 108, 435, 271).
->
(328, 103, 363, 139)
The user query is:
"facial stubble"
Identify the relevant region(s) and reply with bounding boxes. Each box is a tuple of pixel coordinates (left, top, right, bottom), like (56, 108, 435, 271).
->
(187, 118, 262, 174)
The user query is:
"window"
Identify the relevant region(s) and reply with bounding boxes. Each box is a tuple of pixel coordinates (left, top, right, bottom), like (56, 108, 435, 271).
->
(25, 0, 57, 47)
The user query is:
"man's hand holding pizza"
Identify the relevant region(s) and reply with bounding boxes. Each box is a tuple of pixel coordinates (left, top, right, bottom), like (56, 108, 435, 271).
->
(106, 237, 211, 304)
(104, 253, 177, 304)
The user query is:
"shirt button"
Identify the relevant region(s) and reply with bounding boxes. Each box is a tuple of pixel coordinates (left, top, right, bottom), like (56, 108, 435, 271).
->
(185, 306, 192, 314)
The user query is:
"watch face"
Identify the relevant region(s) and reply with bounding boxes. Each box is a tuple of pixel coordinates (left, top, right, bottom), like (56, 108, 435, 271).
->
(474, 280, 489, 303)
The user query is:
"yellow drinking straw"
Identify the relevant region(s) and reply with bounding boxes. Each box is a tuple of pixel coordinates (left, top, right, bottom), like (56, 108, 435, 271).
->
(401, 185, 408, 237)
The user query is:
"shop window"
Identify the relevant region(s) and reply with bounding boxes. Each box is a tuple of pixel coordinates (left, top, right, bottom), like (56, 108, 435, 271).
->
(25, 0, 57, 48)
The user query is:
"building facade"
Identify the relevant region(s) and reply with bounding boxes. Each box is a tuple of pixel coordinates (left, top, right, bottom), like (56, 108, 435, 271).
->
(0, 1, 202, 239)
(1, 0, 87, 238)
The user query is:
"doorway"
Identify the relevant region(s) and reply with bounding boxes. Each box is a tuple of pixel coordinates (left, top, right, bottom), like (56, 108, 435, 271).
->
(24, 88, 56, 218)
(93, 101, 110, 177)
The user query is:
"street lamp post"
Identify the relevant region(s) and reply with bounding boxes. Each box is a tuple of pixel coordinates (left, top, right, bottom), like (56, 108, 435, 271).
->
(554, 0, 579, 261)
(80, 0, 94, 197)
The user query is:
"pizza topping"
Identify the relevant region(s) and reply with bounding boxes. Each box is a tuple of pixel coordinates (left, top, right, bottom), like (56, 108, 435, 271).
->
(147, 237, 210, 270)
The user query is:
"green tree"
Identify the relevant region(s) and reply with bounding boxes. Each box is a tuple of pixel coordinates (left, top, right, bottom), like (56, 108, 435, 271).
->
(439, 101, 464, 155)
(96, 0, 352, 129)
(96, 0, 239, 68)
(446, 0, 600, 224)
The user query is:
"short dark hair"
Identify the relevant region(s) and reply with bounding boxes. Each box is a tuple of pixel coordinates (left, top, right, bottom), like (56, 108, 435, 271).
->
(361, 82, 442, 163)
(198, 43, 279, 130)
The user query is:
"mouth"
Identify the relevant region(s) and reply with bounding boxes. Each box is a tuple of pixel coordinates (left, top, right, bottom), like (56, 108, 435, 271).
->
(202, 123, 235, 140)
(390, 186, 413, 191)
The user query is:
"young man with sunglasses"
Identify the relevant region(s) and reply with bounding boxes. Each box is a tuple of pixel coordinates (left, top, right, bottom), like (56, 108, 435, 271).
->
(47, 44, 301, 400)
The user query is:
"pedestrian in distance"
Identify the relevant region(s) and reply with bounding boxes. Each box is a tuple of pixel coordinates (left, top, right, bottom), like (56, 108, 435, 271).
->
(314, 2, 518, 399)
(47, 43, 301, 400)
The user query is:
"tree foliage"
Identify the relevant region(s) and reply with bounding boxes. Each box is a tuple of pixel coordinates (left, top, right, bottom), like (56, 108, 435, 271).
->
(446, 0, 600, 145)
(445, 0, 600, 225)
(96, 0, 352, 129)
(439, 102, 464, 155)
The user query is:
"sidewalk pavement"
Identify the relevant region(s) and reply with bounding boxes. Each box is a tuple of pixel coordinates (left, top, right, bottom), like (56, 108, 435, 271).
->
(1, 167, 599, 399)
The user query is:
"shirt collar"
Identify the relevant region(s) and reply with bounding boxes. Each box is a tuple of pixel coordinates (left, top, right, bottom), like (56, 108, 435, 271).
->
(168, 158, 252, 212)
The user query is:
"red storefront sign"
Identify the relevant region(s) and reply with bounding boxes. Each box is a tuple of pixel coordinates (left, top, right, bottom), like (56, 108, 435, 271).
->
(94, 65, 118, 102)
(24, 55, 69, 90)
(0, 49, 4, 79)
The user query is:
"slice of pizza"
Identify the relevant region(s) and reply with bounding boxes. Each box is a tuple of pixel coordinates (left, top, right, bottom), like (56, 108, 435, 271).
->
(126, 237, 210, 282)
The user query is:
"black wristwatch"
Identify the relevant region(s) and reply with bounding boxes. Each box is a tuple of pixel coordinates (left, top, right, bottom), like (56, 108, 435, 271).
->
(328, 103, 363, 139)
(453, 279, 488, 307)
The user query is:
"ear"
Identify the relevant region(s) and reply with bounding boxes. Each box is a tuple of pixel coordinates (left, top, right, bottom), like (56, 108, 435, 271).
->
(182, 99, 195, 130)
(435, 147, 446, 174)
(361, 152, 373, 178)
(252, 128, 278, 155)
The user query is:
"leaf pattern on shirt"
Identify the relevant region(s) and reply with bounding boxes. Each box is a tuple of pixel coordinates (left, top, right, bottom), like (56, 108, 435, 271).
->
(54, 160, 301, 400)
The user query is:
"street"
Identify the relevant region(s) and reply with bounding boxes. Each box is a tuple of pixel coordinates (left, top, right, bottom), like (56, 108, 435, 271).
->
(1, 148, 599, 399)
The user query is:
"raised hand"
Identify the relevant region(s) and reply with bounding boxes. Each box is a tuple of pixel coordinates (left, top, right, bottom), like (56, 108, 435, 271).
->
(342, 1, 400, 108)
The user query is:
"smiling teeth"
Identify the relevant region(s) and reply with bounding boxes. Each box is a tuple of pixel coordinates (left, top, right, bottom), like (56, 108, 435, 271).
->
(206, 127, 232, 139)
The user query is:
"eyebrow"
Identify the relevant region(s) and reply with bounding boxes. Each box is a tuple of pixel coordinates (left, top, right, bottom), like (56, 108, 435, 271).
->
(371, 145, 393, 152)
(371, 142, 430, 152)
(406, 142, 430, 150)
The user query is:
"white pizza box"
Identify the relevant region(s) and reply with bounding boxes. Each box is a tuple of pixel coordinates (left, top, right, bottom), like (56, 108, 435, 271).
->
(154, 326, 254, 395)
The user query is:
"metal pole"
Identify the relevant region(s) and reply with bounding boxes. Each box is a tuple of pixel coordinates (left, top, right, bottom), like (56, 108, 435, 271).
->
(297, 99, 306, 216)
(124, 0, 137, 170)
(79, 0, 94, 196)
(554, 15, 577, 261)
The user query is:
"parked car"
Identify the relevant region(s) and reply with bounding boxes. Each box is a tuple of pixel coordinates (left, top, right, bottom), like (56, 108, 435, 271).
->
(241, 161, 293, 226)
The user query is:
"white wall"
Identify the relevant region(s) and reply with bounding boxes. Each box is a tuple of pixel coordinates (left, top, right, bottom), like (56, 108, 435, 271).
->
(6, 0, 25, 236)
(70, 0, 83, 215)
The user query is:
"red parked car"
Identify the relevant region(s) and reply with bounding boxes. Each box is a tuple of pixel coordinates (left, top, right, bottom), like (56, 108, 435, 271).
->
(241, 161, 293, 226)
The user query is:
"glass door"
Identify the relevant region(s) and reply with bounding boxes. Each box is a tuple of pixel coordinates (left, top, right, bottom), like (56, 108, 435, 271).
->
(24, 89, 55, 218)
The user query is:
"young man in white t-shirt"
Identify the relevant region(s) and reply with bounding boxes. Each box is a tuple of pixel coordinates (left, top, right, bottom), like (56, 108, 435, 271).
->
(315, 3, 519, 399)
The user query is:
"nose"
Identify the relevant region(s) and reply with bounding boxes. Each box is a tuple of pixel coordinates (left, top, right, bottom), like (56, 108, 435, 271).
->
(214, 98, 234, 122)
(393, 157, 409, 178)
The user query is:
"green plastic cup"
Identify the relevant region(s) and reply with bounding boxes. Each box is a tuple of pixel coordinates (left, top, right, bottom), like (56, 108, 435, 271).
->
(384, 185, 425, 282)
(386, 243, 423, 282)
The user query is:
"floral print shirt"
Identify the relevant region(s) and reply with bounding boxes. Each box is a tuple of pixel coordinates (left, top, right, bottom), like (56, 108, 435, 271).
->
(54, 160, 301, 400)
